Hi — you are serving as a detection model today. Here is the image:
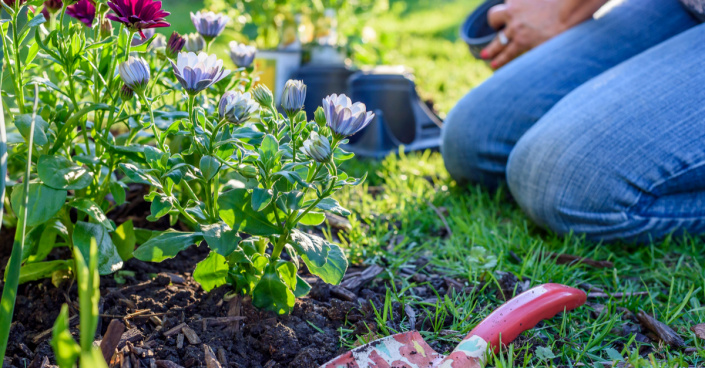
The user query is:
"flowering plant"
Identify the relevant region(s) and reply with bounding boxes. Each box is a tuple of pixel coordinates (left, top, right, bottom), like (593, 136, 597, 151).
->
(0, 2, 371, 359)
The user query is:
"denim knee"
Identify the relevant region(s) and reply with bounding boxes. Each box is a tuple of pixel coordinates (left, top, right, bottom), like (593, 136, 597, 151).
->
(442, 91, 507, 189)
(506, 119, 643, 242)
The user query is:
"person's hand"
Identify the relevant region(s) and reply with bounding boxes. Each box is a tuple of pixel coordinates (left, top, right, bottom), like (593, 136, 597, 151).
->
(480, 0, 572, 69)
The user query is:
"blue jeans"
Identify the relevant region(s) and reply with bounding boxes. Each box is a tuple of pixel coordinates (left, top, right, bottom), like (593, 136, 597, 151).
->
(442, 0, 705, 242)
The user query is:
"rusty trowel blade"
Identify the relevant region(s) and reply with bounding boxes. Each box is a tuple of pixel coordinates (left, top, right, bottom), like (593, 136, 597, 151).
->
(320, 331, 452, 368)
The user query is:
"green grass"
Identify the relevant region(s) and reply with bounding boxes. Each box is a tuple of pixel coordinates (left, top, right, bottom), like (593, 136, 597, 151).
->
(332, 152, 705, 366)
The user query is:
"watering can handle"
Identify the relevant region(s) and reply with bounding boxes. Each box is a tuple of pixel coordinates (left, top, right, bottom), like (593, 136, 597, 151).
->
(439, 283, 586, 365)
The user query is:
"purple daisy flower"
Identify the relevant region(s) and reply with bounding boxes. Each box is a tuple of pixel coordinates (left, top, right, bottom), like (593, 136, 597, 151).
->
(66, 0, 96, 27)
(322, 94, 375, 139)
(190, 11, 229, 41)
(171, 52, 230, 96)
(106, 0, 170, 38)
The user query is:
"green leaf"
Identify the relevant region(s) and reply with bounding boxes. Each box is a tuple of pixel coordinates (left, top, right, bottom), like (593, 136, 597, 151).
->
(193, 251, 229, 292)
(37, 155, 93, 190)
(147, 194, 174, 222)
(258, 134, 279, 161)
(535, 346, 556, 361)
(314, 198, 351, 216)
(119, 163, 162, 189)
(14, 114, 48, 146)
(251, 188, 273, 212)
(218, 188, 280, 236)
(202, 222, 242, 257)
(132, 230, 203, 262)
(10, 182, 66, 227)
(79, 347, 109, 368)
(70, 198, 113, 231)
(289, 230, 330, 268)
(109, 181, 126, 205)
(28, 220, 68, 263)
(51, 305, 80, 368)
(73, 222, 123, 275)
(112, 220, 136, 261)
(200, 155, 220, 181)
(605, 347, 623, 362)
(252, 264, 295, 315)
(19, 260, 72, 284)
(298, 211, 326, 226)
(294, 275, 312, 298)
(277, 260, 297, 291)
(305, 243, 347, 285)
(72, 239, 100, 352)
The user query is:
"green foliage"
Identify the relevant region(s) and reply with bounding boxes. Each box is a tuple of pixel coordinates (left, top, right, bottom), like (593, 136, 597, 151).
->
(50, 239, 109, 368)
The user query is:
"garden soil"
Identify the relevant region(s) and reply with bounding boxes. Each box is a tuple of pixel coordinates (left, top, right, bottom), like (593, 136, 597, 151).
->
(0, 186, 433, 368)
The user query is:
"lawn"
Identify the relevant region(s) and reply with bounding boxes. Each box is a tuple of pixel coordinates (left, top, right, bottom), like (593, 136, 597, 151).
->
(330, 1, 705, 367)
(151, 0, 705, 365)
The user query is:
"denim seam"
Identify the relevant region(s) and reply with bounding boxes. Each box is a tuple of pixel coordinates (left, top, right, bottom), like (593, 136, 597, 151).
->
(625, 159, 705, 218)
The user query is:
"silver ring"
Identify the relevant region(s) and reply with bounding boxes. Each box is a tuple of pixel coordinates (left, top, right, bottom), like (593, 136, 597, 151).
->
(498, 30, 509, 46)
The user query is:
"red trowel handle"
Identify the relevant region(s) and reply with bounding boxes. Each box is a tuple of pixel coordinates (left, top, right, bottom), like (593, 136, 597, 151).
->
(439, 283, 586, 365)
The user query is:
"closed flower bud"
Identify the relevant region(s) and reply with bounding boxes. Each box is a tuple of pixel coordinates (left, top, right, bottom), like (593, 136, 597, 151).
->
(314, 107, 326, 127)
(44, 0, 63, 12)
(218, 91, 259, 125)
(322, 93, 375, 139)
(238, 164, 258, 178)
(300, 132, 332, 163)
(184, 33, 205, 53)
(165, 31, 185, 60)
(118, 56, 150, 94)
(281, 80, 306, 116)
(100, 18, 113, 38)
(252, 84, 273, 107)
(120, 84, 134, 100)
(228, 41, 256, 68)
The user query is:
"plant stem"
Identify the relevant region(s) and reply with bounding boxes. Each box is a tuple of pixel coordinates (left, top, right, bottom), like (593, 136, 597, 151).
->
(148, 61, 167, 95)
(140, 92, 166, 152)
(0, 55, 7, 228)
(11, 10, 25, 114)
(187, 95, 196, 130)
(288, 112, 297, 162)
(0, 85, 39, 362)
(210, 118, 228, 148)
(270, 228, 291, 262)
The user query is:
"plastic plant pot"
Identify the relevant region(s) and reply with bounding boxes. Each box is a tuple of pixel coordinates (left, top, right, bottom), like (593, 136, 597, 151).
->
(460, 0, 504, 60)
(344, 67, 443, 159)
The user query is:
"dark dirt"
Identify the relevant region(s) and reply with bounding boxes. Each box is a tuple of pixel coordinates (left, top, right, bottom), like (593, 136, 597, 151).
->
(0, 185, 440, 368)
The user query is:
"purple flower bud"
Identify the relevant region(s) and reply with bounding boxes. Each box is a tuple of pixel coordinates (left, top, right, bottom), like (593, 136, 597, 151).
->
(171, 52, 230, 96)
(190, 11, 229, 42)
(301, 132, 332, 163)
(120, 84, 134, 101)
(228, 41, 256, 68)
(184, 33, 205, 53)
(100, 18, 113, 38)
(118, 56, 150, 94)
(218, 91, 259, 125)
(166, 31, 185, 60)
(66, 0, 95, 27)
(322, 94, 375, 139)
(44, 0, 63, 12)
(282, 80, 306, 116)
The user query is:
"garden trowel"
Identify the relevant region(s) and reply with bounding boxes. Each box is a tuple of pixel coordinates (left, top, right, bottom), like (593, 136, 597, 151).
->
(320, 283, 586, 368)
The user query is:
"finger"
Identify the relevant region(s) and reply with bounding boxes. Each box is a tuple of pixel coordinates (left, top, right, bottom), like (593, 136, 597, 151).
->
(481, 37, 505, 60)
(487, 4, 509, 30)
(490, 42, 524, 69)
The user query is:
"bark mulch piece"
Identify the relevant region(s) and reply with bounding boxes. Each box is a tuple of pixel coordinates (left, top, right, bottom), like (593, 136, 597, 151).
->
(636, 310, 685, 348)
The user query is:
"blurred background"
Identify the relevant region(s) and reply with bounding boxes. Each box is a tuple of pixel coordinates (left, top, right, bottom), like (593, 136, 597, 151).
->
(166, 0, 492, 117)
